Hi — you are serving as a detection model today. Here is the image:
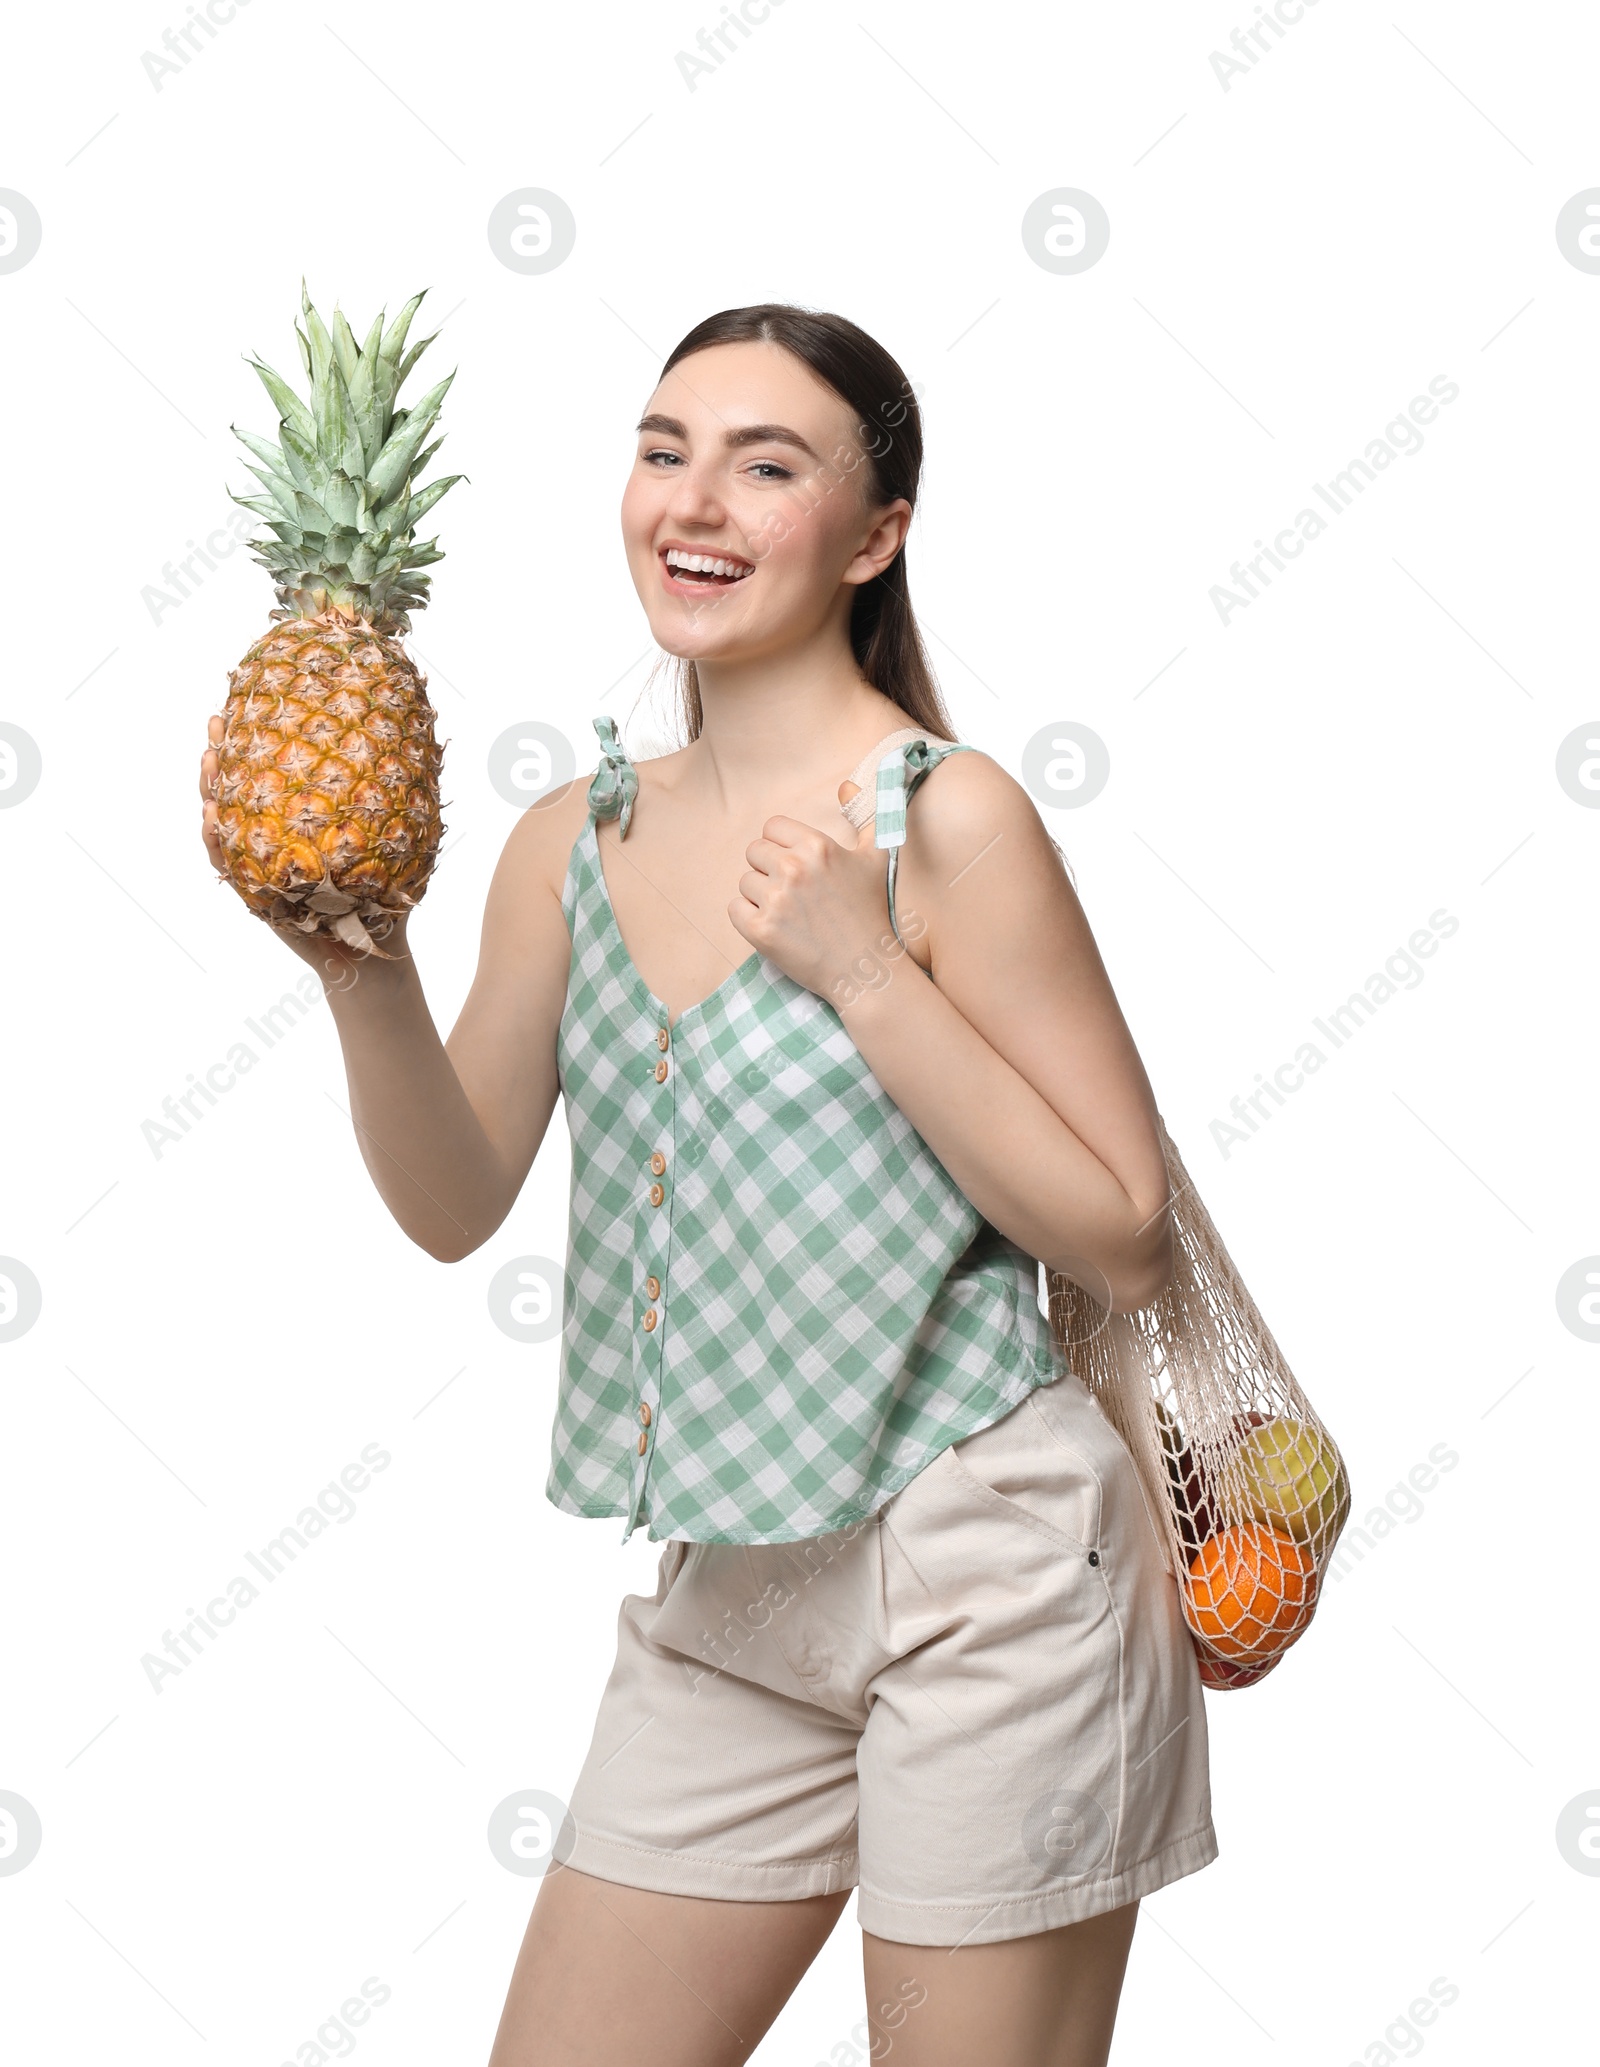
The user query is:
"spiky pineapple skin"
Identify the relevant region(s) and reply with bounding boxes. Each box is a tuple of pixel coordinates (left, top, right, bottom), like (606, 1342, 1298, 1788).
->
(214, 608, 444, 956)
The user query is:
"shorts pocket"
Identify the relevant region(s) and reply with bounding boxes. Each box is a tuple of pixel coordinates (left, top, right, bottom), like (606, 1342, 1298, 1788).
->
(942, 1401, 1097, 1560)
(1033, 1379, 1179, 1581)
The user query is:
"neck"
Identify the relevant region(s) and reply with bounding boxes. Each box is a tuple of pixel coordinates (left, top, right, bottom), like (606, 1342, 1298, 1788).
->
(686, 627, 905, 811)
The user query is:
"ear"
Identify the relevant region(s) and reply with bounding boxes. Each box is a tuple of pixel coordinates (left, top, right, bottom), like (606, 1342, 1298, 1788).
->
(847, 498, 909, 591)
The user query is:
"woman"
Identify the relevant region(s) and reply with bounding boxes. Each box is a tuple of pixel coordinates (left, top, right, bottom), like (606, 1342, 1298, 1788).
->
(201, 303, 1215, 2067)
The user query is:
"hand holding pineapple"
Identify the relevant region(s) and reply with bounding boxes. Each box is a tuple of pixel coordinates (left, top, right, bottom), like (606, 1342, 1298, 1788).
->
(191, 286, 534, 1261)
(206, 285, 462, 960)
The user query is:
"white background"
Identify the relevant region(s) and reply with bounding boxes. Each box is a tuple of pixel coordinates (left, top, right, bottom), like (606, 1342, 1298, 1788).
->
(0, 0, 1593, 2060)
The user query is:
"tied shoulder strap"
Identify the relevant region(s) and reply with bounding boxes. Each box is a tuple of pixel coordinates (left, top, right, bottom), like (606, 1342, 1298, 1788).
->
(586, 716, 970, 930)
(587, 713, 638, 840)
(873, 735, 975, 949)
(838, 726, 930, 826)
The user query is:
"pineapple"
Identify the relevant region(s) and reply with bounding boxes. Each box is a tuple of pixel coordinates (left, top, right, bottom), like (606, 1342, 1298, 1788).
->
(212, 284, 464, 958)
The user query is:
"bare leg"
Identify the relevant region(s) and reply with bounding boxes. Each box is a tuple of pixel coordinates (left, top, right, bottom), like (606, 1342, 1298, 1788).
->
(487, 1863, 853, 2066)
(861, 1899, 1139, 2067)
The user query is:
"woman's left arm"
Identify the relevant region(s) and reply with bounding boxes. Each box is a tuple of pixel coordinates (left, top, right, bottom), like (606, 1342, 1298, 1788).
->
(739, 752, 1175, 1312)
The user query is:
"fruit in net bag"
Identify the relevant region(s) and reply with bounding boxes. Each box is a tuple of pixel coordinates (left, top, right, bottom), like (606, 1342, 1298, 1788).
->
(1183, 1522, 1315, 1662)
(1195, 1651, 1276, 1691)
(1043, 1120, 1351, 1687)
(212, 285, 464, 957)
(1154, 1398, 1211, 1553)
(1233, 1415, 1350, 1548)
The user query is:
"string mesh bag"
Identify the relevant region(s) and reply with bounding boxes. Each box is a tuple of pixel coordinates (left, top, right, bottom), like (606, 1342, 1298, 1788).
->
(1045, 1116, 1351, 1689)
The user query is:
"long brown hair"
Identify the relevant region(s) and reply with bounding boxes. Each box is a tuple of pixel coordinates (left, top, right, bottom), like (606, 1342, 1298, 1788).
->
(651, 304, 958, 744)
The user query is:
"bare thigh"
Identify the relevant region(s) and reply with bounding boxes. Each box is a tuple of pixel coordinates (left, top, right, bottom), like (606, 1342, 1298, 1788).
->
(861, 1900, 1140, 2067)
(486, 1864, 853, 2066)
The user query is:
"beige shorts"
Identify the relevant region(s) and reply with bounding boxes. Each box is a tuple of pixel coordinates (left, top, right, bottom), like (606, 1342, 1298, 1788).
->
(559, 1370, 1217, 1946)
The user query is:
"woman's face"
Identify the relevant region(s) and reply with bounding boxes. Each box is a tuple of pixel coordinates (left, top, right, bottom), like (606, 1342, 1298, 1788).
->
(621, 338, 911, 668)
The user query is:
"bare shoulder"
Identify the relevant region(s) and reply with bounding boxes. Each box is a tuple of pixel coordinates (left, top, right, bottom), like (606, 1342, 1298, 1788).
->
(496, 731, 696, 897)
(475, 768, 603, 975)
(916, 742, 1044, 838)
(897, 745, 1074, 953)
(485, 767, 594, 925)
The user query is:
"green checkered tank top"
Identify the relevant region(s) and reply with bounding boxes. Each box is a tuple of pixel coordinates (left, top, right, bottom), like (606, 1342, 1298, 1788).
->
(548, 713, 1066, 1545)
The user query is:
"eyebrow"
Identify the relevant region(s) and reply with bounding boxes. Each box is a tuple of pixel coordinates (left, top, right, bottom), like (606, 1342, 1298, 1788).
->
(635, 412, 822, 463)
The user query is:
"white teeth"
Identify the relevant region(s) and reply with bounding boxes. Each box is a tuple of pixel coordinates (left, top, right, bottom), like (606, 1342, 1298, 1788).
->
(664, 548, 751, 580)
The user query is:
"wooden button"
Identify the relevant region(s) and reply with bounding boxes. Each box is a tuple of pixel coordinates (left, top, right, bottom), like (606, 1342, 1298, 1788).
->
(649, 1151, 667, 1175)
(637, 1431, 648, 1454)
(656, 1028, 670, 1051)
(642, 1307, 657, 1331)
(645, 1275, 660, 1299)
(649, 1182, 664, 1206)
(654, 1059, 669, 1082)
(639, 1402, 651, 1427)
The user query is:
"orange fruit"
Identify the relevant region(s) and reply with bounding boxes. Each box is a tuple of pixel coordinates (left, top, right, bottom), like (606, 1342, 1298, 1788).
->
(1183, 1523, 1315, 1661)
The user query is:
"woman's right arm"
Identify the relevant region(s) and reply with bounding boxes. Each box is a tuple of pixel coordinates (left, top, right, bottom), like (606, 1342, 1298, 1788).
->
(201, 717, 583, 1262)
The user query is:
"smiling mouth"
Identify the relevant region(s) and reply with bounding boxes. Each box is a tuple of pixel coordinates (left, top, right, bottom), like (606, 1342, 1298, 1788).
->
(660, 546, 754, 588)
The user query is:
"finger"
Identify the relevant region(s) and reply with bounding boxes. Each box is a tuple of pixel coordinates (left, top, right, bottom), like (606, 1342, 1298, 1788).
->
(749, 819, 826, 862)
(201, 714, 223, 802)
(837, 778, 862, 808)
(758, 813, 824, 848)
(201, 799, 226, 872)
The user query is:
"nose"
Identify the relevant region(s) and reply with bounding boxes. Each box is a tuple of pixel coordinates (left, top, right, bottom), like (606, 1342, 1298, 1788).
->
(662, 455, 729, 529)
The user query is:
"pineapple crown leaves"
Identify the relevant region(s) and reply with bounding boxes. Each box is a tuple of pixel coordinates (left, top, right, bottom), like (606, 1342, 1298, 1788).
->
(229, 281, 466, 630)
